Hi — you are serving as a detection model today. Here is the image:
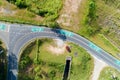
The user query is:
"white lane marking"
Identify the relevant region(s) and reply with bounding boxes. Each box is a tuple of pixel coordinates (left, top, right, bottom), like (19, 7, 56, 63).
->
(7, 25, 10, 32)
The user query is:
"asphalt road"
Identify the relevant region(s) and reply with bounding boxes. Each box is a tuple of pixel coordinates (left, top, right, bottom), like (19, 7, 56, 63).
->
(0, 22, 120, 80)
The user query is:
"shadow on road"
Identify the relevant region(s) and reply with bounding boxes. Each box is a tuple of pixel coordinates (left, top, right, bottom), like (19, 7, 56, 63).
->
(8, 53, 18, 70)
(50, 28, 67, 41)
(8, 52, 18, 80)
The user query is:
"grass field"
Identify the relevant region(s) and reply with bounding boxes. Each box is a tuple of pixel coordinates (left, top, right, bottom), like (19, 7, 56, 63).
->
(18, 38, 93, 80)
(99, 67, 120, 80)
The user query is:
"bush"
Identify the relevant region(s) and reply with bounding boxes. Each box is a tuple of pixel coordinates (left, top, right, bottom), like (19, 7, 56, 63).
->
(19, 56, 31, 70)
(7, 0, 30, 8)
(48, 70, 56, 78)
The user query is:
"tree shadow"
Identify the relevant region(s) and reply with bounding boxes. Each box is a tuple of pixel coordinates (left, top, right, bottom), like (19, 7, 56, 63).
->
(50, 28, 67, 41)
(8, 53, 18, 80)
(8, 53, 18, 69)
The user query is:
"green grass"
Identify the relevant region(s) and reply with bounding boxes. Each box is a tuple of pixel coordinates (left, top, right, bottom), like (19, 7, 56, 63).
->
(0, 0, 63, 26)
(18, 38, 93, 80)
(0, 1, 42, 25)
(101, 0, 120, 9)
(77, 0, 120, 59)
(107, 33, 120, 49)
(99, 67, 120, 80)
(0, 1, 2, 6)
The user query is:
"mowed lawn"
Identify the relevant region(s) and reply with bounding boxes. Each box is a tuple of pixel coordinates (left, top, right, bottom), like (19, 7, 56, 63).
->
(18, 38, 93, 80)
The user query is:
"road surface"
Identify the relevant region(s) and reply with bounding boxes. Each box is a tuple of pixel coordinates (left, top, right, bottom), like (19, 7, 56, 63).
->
(0, 22, 120, 80)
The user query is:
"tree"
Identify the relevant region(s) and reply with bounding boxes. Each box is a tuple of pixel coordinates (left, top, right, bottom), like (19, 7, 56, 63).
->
(15, 0, 30, 8)
(19, 56, 31, 69)
(88, 0, 96, 19)
(7, 0, 30, 8)
(86, 0, 97, 25)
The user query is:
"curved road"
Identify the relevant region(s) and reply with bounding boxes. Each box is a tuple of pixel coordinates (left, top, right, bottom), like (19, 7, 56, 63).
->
(0, 22, 120, 80)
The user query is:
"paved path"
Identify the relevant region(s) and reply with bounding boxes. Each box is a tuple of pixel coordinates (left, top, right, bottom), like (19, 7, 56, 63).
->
(0, 22, 120, 80)
(91, 55, 108, 80)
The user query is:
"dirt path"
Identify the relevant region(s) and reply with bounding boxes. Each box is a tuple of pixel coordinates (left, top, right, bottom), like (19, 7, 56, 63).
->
(57, 0, 82, 31)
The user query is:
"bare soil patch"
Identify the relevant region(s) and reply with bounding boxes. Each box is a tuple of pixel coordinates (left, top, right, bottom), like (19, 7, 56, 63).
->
(47, 44, 66, 55)
(57, 0, 82, 31)
(0, 7, 16, 15)
(47, 39, 67, 55)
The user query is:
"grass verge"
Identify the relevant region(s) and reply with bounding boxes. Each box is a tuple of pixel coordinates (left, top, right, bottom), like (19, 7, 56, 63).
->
(89, 34, 120, 59)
